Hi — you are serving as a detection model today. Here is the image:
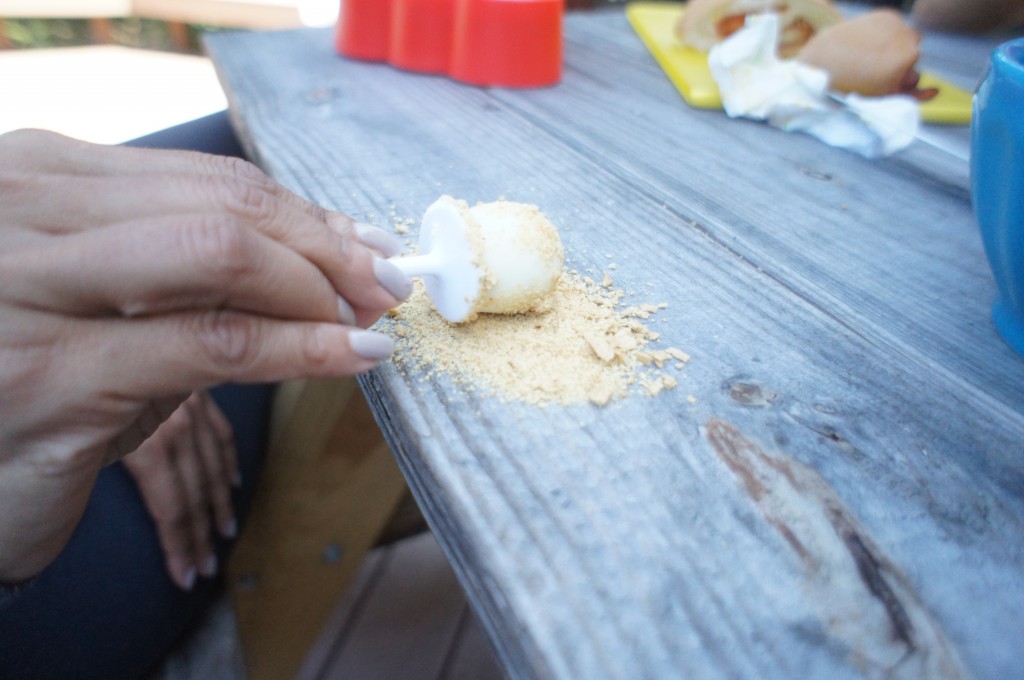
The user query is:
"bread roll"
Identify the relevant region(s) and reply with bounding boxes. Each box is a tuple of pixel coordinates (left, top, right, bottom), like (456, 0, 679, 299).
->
(797, 9, 937, 99)
(676, 0, 842, 57)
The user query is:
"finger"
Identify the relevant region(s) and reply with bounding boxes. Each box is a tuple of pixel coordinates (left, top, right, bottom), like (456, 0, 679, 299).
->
(123, 424, 200, 591)
(352, 222, 404, 259)
(1, 129, 254, 180)
(3, 130, 408, 318)
(9, 214, 344, 324)
(72, 163, 411, 316)
(76, 312, 395, 397)
(171, 176, 411, 318)
(172, 408, 218, 579)
(193, 392, 238, 539)
(2, 130, 334, 233)
(1, 132, 334, 246)
(323, 214, 412, 321)
(197, 387, 235, 483)
(203, 392, 240, 487)
(108, 394, 190, 465)
(11, 157, 304, 235)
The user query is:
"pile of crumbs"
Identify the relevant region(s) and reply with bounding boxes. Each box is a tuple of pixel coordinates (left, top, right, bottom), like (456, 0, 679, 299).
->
(381, 268, 690, 406)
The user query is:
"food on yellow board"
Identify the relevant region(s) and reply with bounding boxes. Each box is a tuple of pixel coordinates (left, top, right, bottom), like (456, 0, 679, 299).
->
(797, 9, 939, 100)
(676, 0, 842, 57)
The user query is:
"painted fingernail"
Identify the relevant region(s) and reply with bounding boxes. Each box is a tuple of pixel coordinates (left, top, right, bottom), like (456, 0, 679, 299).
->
(201, 555, 218, 578)
(374, 257, 412, 301)
(348, 329, 395, 360)
(338, 296, 357, 326)
(355, 222, 402, 258)
(182, 567, 197, 591)
(223, 518, 238, 539)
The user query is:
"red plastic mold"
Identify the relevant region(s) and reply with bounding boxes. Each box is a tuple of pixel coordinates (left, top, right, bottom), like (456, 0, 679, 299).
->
(335, 0, 563, 88)
(336, 0, 392, 61)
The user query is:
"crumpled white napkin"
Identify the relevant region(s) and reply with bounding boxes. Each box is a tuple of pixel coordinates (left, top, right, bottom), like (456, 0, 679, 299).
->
(707, 14, 920, 158)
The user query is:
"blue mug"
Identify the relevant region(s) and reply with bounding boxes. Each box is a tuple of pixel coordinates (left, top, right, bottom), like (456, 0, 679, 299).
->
(972, 37, 1024, 356)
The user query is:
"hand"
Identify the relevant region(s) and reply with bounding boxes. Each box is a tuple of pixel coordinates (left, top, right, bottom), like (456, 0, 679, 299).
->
(123, 392, 237, 591)
(0, 129, 410, 581)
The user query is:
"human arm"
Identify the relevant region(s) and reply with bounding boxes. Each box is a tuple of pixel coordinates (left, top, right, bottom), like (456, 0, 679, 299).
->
(0, 129, 409, 582)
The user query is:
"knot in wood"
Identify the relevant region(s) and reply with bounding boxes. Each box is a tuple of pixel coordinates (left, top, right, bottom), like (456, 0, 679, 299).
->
(728, 381, 778, 407)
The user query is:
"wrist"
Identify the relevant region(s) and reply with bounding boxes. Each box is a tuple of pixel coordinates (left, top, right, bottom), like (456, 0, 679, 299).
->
(0, 456, 100, 583)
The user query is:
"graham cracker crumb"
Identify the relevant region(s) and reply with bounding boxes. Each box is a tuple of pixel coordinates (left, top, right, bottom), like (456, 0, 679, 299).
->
(666, 347, 689, 361)
(616, 338, 638, 353)
(584, 331, 617, 363)
(645, 378, 666, 396)
(384, 269, 688, 406)
(650, 350, 672, 367)
(588, 381, 616, 406)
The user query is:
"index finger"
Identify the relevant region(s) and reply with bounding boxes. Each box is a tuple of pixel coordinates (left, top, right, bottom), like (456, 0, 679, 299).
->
(1, 129, 260, 181)
(70, 142, 408, 316)
(7, 214, 347, 324)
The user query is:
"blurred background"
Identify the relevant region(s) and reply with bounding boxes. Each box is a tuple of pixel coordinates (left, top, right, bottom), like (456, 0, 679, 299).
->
(0, 0, 625, 144)
(0, 0, 342, 143)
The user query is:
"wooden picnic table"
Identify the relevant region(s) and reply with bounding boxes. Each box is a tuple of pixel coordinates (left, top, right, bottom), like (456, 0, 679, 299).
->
(205, 6, 1024, 679)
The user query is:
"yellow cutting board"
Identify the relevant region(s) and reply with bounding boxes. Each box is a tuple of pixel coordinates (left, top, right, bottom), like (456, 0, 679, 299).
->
(626, 2, 973, 124)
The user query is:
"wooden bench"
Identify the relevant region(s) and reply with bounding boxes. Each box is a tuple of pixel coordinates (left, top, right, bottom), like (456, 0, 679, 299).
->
(204, 8, 1024, 679)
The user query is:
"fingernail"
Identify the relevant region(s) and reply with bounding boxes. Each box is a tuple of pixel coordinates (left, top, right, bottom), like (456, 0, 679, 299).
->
(223, 518, 238, 539)
(182, 567, 197, 591)
(374, 257, 412, 301)
(337, 296, 357, 326)
(355, 222, 402, 258)
(233, 471, 243, 488)
(348, 329, 395, 360)
(200, 555, 218, 578)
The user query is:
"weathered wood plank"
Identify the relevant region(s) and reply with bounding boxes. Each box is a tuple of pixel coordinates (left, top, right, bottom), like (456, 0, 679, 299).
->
(492, 10, 1024, 413)
(205, 11, 1024, 680)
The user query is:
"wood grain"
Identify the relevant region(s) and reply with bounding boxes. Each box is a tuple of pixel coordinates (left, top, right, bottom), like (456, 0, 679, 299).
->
(705, 419, 969, 680)
(227, 379, 408, 680)
(206, 9, 1024, 679)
